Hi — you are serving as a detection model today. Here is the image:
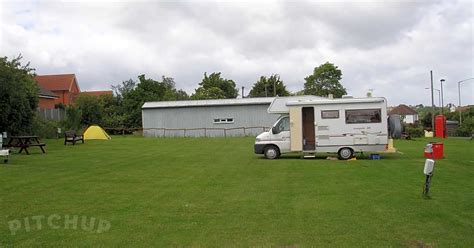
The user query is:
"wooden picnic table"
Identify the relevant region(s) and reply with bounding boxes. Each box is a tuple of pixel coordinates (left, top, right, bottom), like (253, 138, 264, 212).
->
(6, 136, 46, 155)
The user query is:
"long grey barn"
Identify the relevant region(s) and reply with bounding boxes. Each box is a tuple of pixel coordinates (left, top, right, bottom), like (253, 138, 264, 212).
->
(141, 98, 279, 137)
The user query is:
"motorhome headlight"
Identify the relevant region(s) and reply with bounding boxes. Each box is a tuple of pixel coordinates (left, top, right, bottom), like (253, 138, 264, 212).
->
(256, 137, 261, 142)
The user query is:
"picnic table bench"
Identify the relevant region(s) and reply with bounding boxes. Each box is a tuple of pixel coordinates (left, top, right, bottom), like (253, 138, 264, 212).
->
(6, 136, 46, 155)
(64, 130, 84, 145)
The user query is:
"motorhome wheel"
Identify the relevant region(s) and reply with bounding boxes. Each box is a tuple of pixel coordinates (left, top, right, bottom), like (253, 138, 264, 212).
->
(338, 147, 353, 160)
(264, 145, 280, 159)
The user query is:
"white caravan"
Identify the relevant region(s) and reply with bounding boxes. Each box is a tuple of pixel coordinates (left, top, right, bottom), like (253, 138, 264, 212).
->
(254, 96, 390, 160)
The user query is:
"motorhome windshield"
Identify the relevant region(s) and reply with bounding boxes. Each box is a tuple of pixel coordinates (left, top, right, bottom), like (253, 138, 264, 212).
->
(273, 116, 289, 134)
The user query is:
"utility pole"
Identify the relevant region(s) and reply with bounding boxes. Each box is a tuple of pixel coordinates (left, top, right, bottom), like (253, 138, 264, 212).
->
(430, 70, 435, 131)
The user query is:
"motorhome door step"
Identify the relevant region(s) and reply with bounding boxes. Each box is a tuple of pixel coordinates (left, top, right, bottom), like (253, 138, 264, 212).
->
(302, 152, 316, 158)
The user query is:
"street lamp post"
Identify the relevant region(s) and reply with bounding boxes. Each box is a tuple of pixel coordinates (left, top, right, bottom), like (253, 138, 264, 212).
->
(440, 79, 445, 115)
(457, 78, 474, 124)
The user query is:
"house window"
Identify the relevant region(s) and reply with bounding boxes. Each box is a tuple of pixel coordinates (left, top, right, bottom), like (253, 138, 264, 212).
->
(213, 118, 234, 124)
(321, 110, 339, 119)
(345, 109, 381, 124)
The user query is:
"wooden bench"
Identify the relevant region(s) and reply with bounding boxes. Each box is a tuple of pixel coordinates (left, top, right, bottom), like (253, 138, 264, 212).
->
(64, 130, 84, 145)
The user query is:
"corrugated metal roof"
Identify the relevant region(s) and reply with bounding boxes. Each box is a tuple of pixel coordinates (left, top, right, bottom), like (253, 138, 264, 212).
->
(142, 97, 275, 109)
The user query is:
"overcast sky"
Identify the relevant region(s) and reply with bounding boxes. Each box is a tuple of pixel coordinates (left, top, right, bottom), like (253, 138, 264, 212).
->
(1, 0, 473, 106)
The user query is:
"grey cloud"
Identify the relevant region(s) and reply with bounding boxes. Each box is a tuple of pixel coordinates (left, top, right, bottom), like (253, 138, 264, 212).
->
(0, 0, 472, 106)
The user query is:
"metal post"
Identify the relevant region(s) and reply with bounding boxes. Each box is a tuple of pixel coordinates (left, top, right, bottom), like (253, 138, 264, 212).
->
(456, 78, 474, 124)
(458, 81, 462, 124)
(440, 79, 445, 115)
(430, 71, 434, 131)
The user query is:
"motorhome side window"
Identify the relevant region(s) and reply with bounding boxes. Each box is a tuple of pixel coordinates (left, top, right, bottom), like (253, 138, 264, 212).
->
(274, 117, 290, 133)
(321, 110, 339, 119)
(213, 118, 234, 124)
(345, 109, 381, 124)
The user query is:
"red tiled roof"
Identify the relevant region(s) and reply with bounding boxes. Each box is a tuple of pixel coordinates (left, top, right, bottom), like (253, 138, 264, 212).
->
(389, 104, 417, 115)
(35, 74, 78, 91)
(38, 85, 58, 98)
(80, 91, 113, 97)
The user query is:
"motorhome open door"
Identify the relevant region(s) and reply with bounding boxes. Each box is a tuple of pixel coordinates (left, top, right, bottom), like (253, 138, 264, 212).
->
(289, 107, 302, 151)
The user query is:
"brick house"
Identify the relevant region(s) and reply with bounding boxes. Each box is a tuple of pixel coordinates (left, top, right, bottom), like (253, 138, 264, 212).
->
(38, 85, 59, 109)
(389, 104, 418, 124)
(35, 74, 81, 107)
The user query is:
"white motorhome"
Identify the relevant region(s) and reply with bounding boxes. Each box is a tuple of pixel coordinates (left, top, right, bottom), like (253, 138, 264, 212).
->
(254, 96, 391, 159)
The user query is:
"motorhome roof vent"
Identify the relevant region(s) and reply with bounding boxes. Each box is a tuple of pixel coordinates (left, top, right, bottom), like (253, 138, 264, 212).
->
(342, 95, 353, 98)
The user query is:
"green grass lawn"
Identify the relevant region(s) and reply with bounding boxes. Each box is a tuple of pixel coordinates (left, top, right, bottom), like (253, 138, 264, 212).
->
(0, 136, 473, 247)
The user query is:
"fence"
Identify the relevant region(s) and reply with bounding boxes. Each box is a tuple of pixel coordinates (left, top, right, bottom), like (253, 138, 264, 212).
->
(38, 108, 65, 121)
(103, 126, 270, 138)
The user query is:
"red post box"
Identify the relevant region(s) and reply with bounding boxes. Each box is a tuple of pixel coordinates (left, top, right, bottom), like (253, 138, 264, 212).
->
(424, 142, 444, 159)
(435, 115, 447, 138)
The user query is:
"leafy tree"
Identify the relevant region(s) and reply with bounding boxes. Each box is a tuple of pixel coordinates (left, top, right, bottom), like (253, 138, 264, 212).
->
(64, 105, 82, 131)
(292, 89, 306, 96)
(420, 112, 433, 129)
(112, 79, 136, 101)
(192, 87, 226, 100)
(175, 89, 190, 100)
(248, 74, 290, 97)
(454, 106, 474, 136)
(75, 95, 103, 126)
(303, 62, 347, 98)
(119, 75, 189, 127)
(192, 72, 238, 99)
(98, 94, 124, 128)
(456, 116, 474, 136)
(0, 55, 39, 135)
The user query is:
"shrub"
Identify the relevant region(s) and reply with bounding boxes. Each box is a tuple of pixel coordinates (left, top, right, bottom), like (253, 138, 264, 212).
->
(31, 116, 60, 139)
(405, 125, 424, 138)
(456, 116, 474, 137)
(64, 106, 82, 131)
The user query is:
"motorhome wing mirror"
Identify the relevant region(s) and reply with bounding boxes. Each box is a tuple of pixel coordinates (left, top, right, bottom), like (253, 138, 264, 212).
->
(272, 126, 278, 134)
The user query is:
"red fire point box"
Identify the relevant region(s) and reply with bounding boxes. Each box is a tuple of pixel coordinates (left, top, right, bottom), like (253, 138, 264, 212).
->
(424, 142, 444, 159)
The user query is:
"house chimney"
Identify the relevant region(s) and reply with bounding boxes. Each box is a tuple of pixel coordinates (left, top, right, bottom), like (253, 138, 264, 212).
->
(328, 94, 334, 99)
(241, 86, 245, 98)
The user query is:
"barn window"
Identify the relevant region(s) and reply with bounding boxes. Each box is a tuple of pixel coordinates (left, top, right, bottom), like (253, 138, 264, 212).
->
(345, 109, 381, 124)
(321, 110, 339, 119)
(213, 118, 234, 124)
